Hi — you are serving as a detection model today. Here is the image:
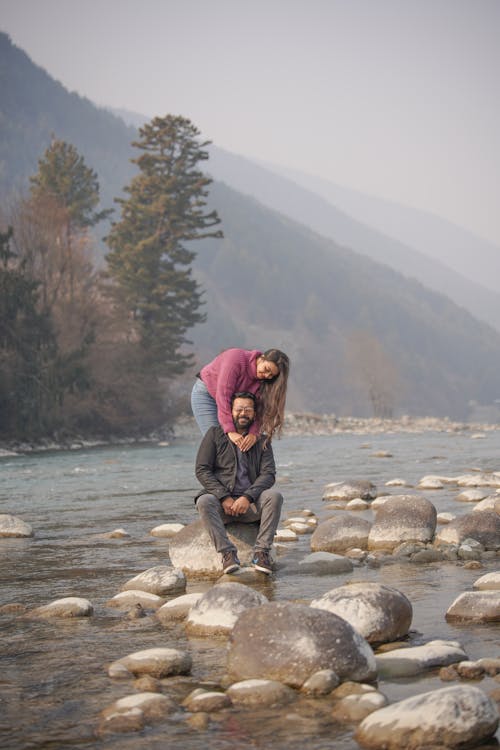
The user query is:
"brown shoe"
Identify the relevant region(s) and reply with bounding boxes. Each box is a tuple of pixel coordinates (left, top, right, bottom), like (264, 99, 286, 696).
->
(252, 549, 273, 574)
(222, 549, 240, 573)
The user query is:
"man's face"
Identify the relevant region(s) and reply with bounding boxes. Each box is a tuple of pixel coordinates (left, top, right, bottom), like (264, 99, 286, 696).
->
(232, 397, 255, 432)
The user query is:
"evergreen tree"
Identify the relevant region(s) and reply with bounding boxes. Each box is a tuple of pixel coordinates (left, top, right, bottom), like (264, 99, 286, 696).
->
(105, 115, 222, 376)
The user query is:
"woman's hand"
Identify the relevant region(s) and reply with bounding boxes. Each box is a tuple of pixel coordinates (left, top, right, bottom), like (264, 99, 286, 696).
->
(237, 433, 257, 452)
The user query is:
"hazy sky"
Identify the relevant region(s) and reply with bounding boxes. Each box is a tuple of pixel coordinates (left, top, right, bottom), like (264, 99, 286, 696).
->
(1, 0, 499, 245)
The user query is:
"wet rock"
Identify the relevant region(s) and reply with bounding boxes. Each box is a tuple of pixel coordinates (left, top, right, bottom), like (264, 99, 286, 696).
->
(457, 541, 483, 561)
(371, 451, 392, 458)
(31, 596, 93, 618)
(134, 675, 162, 692)
(331, 681, 377, 698)
(106, 590, 165, 610)
(156, 592, 204, 623)
(311, 513, 371, 553)
(0, 513, 33, 538)
(100, 692, 177, 733)
(186, 712, 210, 730)
(310, 582, 412, 644)
(107, 528, 130, 538)
(150, 523, 184, 537)
(346, 498, 370, 511)
(463, 560, 483, 570)
(457, 473, 500, 488)
(410, 548, 444, 563)
(298, 551, 353, 575)
(108, 647, 192, 678)
(226, 679, 295, 707)
(473, 571, 500, 590)
(168, 519, 259, 575)
(274, 528, 298, 542)
(367, 495, 436, 551)
(0, 602, 26, 614)
(456, 660, 485, 680)
(477, 657, 500, 676)
(417, 476, 444, 490)
(473, 496, 498, 512)
(322, 480, 377, 502)
(375, 640, 467, 678)
(227, 601, 377, 688)
(385, 478, 409, 487)
(331, 690, 388, 722)
(437, 512, 456, 524)
(354, 685, 499, 750)
(301, 669, 340, 695)
(435, 511, 500, 550)
(439, 664, 459, 681)
(456, 489, 488, 503)
(288, 521, 312, 534)
(185, 581, 267, 636)
(445, 591, 500, 623)
(183, 689, 231, 712)
(122, 565, 186, 595)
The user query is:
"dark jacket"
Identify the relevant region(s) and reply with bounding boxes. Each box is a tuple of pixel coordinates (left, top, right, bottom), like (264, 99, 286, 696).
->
(195, 425, 276, 503)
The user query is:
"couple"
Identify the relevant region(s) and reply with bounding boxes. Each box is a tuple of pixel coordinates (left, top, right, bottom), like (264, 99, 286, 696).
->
(194, 390, 283, 575)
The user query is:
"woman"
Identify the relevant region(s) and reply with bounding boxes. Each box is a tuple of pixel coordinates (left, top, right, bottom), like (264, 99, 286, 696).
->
(191, 348, 289, 449)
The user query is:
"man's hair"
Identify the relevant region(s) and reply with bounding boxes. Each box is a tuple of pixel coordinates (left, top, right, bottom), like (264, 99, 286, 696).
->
(231, 391, 256, 407)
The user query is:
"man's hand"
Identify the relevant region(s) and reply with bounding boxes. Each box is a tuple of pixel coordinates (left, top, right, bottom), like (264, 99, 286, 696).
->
(221, 497, 235, 515)
(231, 496, 251, 516)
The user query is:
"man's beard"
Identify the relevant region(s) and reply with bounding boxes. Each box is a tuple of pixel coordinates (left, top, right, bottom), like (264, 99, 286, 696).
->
(235, 415, 253, 432)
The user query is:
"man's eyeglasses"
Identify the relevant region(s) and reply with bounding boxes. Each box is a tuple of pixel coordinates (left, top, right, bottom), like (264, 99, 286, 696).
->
(234, 407, 255, 414)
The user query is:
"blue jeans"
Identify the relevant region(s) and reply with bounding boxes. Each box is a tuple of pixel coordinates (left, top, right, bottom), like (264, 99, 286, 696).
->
(191, 378, 219, 435)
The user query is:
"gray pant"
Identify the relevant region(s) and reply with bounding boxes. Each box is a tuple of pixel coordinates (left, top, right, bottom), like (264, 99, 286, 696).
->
(196, 490, 283, 554)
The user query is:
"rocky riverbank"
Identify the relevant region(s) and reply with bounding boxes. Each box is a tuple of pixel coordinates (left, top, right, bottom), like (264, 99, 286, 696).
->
(1, 413, 499, 456)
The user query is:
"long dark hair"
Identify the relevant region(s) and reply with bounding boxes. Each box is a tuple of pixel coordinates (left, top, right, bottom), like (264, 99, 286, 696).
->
(256, 349, 290, 442)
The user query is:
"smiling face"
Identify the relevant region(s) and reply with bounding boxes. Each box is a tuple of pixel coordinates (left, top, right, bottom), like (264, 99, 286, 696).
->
(256, 356, 280, 381)
(231, 397, 256, 432)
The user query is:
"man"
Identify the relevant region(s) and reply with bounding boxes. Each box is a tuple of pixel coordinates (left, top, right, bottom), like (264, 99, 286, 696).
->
(195, 391, 283, 574)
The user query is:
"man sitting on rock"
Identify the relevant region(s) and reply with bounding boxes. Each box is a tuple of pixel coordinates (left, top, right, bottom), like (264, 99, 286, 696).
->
(195, 391, 283, 575)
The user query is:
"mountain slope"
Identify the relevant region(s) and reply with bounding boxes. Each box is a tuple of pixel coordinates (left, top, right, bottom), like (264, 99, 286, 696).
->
(207, 146, 500, 332)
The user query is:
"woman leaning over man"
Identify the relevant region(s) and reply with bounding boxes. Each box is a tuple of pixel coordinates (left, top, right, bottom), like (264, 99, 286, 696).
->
(191, 348, 290, 449)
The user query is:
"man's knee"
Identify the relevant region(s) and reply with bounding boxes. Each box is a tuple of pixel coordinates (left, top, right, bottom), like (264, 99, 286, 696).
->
(262, 490, 283, 512)
(196, 494, 218, 515)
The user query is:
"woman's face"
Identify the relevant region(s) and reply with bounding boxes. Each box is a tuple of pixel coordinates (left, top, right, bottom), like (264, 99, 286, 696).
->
(256, 357, 280, 381)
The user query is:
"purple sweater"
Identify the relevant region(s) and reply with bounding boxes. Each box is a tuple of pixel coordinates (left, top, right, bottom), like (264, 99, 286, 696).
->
(200, 348, 262, 434)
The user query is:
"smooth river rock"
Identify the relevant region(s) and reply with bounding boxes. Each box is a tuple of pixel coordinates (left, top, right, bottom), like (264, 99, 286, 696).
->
(31, 596, 93, 618)
(227, 601, 377, 688)
(322, 480, 377, 502)
(445, 590, 500, 623)
(298, 551, 354, 574)
(156, 592, 204, 623)
(310, 513, 372, 553)
(106, 590, 165, 610)
(186, 581, 267, 635)
(367, 495, 436, 551)
(121, 565, 186, 595)
(108, 647, 192, 678)
(375, 639, 467, 678)
(310, 582, 412, 644)
(168, 519, 260, 575)
(473, 571, 500, 590)
(99, 692, 177, 733)
(355, 685, 499, 750)
(435, 510, 500, 549)
(0, 513, 34, 537)
(226, 679, 295, 707)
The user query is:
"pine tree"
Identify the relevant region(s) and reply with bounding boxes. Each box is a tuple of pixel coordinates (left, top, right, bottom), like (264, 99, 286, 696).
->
(105, 115, 222, 376)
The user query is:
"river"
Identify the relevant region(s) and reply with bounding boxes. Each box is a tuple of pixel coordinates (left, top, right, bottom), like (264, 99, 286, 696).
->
(1, 429, 499, 749)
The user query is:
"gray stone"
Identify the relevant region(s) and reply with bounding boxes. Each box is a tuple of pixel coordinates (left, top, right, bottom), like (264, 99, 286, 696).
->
(445, 590, 500, 623)
(298, 551, 353, 574)
(186, 581, 267, 635)
(375, 640, 467, 678)
(227, 679, 295, 707)
(168, 519, 260, 576)
(183, 690, 231, 712)
(227, 601, 377, 688)
(100, 692, 177, 733)
(435, 511, 500, 550)
(368, 495, 436, 552)
(106, 590, 165, 610)
(311, 513, 371, 553)
(473, 571, 500, 590)
(31, 596, 93, 618)
(108, 647, 192, 678)
(156, 592, 203, 623)
(322, 480, 377, 502)
(0, 513, 34, 538)
(310, 582, 412, 644)
(331, 691, 388, 722)
(122, 566, 186, 595)
(301, 669, 340, 695)
(355, 685, 499, 750)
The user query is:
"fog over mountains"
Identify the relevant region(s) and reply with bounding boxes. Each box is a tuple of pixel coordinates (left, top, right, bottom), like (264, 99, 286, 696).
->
(2, 31, 500, 420)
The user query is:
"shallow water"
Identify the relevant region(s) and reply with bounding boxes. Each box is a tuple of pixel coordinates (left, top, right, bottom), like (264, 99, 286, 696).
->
(1, 430, 500, 749)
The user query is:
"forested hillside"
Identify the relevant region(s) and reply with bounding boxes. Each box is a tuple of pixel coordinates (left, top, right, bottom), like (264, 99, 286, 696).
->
(1, 30, 500, 434)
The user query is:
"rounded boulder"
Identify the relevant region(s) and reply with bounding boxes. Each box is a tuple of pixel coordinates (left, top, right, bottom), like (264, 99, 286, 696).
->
(435, 510, 500, 550)
(227, 601, 376, 688)
(368, 495, 436, 551)
(310, 582, 412, 644)
(311, 513, 372, 553)
(186, 581, 267, 635)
